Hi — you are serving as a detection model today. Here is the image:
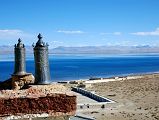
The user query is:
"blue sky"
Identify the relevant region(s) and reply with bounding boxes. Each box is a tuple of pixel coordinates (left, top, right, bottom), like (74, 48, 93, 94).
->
(0, 0, 159, 48)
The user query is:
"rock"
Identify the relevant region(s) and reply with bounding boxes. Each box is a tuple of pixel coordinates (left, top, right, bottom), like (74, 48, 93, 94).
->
(12, 74, 35, 90)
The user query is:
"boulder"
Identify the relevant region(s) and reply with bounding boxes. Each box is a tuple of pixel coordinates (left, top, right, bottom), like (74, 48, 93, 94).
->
(12, 73, 35, 90)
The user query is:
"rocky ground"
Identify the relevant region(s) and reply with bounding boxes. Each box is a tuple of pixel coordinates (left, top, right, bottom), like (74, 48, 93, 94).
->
(82, 74, 159, 120)
(0, 84, 70, 98)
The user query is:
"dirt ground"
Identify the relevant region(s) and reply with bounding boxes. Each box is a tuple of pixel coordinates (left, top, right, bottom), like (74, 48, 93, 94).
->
(81, 74, 159, 120)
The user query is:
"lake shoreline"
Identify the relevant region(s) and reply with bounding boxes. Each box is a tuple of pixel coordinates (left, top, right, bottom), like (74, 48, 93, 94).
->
(1, 54, 159, 82)
(57, 72, 159, 83)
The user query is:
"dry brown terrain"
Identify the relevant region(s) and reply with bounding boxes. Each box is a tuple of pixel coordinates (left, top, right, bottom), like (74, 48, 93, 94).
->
(82, 74, 159, 120)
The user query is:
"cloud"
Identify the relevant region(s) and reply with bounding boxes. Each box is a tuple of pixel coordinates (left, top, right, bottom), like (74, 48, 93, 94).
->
(0, 29, 22, 34)
(131, 28, 159, 36)
(52, 41, 63, 44)
(0, 29, 33, 40)
(100, 32, 121, 35)
(57, 30, 84, 34)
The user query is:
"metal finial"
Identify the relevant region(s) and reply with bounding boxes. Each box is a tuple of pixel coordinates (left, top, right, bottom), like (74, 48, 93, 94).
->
(35, 33, 46, 47)
(37, 33, 42, 40)
(17, 38, 24, 48)
(18, 38, 21, 43)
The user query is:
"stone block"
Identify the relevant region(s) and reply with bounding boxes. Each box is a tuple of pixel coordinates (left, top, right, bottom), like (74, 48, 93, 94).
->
(12, 73, 35, 90)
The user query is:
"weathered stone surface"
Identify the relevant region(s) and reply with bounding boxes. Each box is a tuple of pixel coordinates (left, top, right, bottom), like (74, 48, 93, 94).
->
(12, 74, 35, 90)
(0, 84, 76, 118)
(0, 94, 76, 116)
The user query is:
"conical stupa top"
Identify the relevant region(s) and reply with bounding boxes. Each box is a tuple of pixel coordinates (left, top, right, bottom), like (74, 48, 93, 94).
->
(35, 33, 46, 47)
(15, 38, 25, 48)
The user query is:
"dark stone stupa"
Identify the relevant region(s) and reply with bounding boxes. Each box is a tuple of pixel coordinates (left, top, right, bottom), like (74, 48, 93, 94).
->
(12, 39, 35, 90)
(13, 38, 26, 75)
(33, 33, 51, 84)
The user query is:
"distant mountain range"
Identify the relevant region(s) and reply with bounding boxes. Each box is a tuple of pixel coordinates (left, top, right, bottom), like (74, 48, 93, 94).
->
(1, 45, 159, 54)
(0, 46, 33, 54)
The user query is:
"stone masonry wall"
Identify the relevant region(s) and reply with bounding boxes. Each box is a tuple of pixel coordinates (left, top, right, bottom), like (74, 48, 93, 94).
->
(0, 84, 76, 118)
(0, 93, 76, 116)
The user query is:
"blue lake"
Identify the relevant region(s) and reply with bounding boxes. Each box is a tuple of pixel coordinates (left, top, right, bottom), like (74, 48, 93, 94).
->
(1, 54, 159, 82)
